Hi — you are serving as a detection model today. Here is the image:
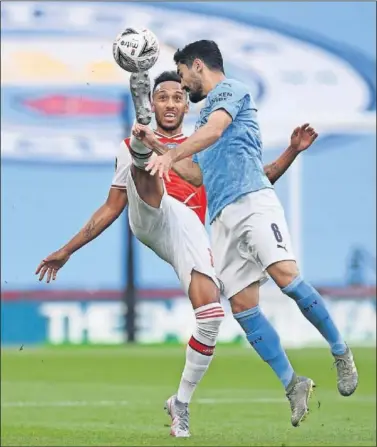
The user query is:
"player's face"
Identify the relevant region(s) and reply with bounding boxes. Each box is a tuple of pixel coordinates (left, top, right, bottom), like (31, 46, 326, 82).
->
(177, 63, 205, 104)
(152, 81, 189, 132)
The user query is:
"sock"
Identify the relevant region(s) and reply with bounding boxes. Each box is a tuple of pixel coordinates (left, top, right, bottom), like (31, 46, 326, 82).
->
(177, 303, 225, 404)
(234, 306, 294, 389)
(282, 275, 347, 355)
(129, 132, 154, 170)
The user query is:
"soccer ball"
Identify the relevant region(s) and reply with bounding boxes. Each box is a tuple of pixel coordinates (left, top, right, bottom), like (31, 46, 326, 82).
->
(113, 28, 160, 73)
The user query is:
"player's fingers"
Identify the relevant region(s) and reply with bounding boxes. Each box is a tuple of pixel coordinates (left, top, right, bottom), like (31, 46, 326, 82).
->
(149, 163, 159, 176)
(306, 126, 314, 134)
(301, 123, 310, 131)
(35, 260, 45, 274)
(145, 160, 153, 171)
(164, 169, 171, 182)
(38, 265, 48, 282)
(292, 126, 300, 136)
(52, 269, 58, 281)
(313, 132, 318, 141)
(46, 268, 53, 284)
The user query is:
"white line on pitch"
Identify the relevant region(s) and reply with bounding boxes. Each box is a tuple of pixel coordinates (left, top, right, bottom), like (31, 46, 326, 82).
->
(1, 400, 130, 408)
(1, 398, 286, 408)
(198, 397, 287, 404)
(2, 395, 375, 408)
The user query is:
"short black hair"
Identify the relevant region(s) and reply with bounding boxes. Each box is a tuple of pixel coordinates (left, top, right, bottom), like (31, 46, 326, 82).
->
(173, 40, 224, 73)
(153, 70, 181, 92)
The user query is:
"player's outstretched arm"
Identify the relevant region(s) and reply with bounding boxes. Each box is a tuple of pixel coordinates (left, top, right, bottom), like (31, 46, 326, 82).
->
(145, 110, 232, 179)
(35, 188, 128, 283)
(154, 142, 203, 186)
(171, 110, 232, 162)
(264, 123, 318, 185)
(132, 125, 203, 186)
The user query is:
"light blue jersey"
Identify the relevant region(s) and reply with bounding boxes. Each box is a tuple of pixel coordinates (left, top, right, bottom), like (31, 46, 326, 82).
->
(193, 78, 272, 223)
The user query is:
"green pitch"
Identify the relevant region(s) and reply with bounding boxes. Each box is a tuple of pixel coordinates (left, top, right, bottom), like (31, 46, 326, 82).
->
(1, 346, 376, 446)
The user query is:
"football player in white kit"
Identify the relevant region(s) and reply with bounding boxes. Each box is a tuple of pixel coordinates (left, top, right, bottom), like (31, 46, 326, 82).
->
(36, 70, 319, 437)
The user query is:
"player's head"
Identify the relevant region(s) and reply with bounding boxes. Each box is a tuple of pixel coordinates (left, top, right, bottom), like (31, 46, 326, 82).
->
(152, 71, 189, 132)
(174, 40, 224, 103)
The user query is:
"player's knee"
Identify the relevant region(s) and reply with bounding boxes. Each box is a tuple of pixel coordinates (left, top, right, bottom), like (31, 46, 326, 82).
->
(229, 282, 259, 315)
(189, 270, 220, 308)
(267, 260, 300, 289)
(194, 303, 225, 343)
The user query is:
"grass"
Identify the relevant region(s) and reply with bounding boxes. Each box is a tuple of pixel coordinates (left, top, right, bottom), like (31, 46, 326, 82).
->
(1, 345, 376, 446)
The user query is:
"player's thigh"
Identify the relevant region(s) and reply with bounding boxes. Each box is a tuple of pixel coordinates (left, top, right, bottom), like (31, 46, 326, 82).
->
(175, 211, 221, 300)
(130, 165, 164, 209)
(168, 198, 220, 302)
(211, 209, 267, 300)
(126, 169, 168, 246)
(249, 189, 296, 270)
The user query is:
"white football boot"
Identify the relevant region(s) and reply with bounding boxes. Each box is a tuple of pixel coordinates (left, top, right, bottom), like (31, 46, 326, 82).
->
(164, 395, 191, 438)
(129, 71, 152, 125)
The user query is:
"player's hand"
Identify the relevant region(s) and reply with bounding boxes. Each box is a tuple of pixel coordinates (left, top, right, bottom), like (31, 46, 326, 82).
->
(290, 123, 318, 152)
(35, 249, 71, 283)
(132, 123, 155, 149)
(145, 151, 173, 181)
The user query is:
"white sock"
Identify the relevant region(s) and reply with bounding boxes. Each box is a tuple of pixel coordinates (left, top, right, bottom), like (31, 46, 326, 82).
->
(177, 302, 225, 404)
(129, 133, 154, 170)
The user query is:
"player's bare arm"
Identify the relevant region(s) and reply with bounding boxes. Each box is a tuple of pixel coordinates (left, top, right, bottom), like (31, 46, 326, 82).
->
(132, 124, 203, 186)
(145, 110, 232, 179)
(264, 123, 318, 184)
(35, 188, 128, 283)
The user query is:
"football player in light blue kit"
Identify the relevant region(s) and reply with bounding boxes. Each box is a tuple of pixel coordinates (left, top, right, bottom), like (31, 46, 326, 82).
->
(146, 40, 358, 427)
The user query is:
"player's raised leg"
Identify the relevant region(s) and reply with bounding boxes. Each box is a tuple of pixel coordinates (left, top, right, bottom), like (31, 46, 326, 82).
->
(128, 71, 165, 209)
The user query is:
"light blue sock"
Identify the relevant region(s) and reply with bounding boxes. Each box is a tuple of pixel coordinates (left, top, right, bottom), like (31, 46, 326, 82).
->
(234, 306, 295, 389)
(282, 276, 347, 355)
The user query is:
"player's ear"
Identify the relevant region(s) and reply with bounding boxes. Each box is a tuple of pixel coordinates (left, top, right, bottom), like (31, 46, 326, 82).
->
(151, 99, 156, 113)
(193, 58, 203, 73)
(184, 100, 189, 114)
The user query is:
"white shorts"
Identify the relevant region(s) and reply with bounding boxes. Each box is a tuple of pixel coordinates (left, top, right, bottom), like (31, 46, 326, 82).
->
(211, 188, 296, 299)
(125, 168, 219, 295)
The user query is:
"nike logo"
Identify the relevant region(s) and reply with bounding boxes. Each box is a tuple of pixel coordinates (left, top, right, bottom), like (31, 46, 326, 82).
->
(277, 244, 287, 252)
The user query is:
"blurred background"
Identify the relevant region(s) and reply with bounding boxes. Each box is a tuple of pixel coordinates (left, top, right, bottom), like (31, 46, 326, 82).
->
(1, 1, 376, 348)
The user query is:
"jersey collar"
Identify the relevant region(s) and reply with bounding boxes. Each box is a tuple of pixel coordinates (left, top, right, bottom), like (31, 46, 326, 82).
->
(154, 130, 185, 140)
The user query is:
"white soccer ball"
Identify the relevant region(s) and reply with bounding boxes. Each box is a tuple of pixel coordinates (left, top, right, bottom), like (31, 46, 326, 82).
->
(113, 28, 160, 73)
